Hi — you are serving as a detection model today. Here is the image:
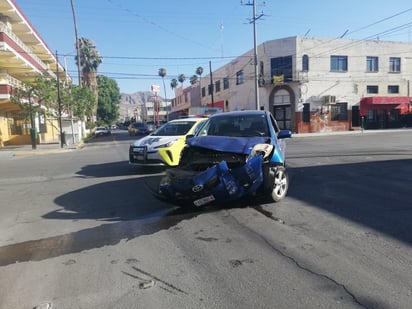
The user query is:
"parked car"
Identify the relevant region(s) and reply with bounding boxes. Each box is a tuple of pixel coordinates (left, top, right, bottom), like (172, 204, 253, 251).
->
(146, 123, 157, 134)
(128, 122, 149, 136)
(94, 126, 111, 136)
(129, 117, 207, 167)
(158, 110, 292, 207)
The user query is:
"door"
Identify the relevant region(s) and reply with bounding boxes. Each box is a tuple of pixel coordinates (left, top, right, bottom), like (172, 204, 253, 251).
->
(274, 105, 291, 130)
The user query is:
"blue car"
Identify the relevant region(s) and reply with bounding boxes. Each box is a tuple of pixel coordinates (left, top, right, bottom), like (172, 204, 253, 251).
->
(158, 110, 292, 207)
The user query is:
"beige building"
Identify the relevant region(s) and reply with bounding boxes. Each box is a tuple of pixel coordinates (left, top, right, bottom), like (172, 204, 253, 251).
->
(173, 36, 412, 133)
(0, 0, 70, 146)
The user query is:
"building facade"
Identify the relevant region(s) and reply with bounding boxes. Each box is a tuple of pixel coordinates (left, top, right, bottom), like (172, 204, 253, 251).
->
(0, 0, 70, 146)
(173, 36, 412, 133)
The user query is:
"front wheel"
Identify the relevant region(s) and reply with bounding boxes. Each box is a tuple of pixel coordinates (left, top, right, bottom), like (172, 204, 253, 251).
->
(263, 165, 289, 202)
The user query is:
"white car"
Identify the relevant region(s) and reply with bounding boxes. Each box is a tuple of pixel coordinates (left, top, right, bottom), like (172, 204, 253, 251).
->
(94, 126, 111, 136)
(129, 117, 207, 167)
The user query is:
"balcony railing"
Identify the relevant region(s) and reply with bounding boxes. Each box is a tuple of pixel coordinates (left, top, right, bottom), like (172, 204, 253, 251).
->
(0, 72, 22, 88)
(260, 70, 309, 87)
(0, 21, 48, 71)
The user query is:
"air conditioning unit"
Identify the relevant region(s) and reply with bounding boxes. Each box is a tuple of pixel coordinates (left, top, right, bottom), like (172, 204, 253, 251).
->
(322, 95, 336, 104)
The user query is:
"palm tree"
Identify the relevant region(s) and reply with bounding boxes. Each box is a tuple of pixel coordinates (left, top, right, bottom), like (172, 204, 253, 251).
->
(196, 66, 204, 102)
(189, 75, 198, 85)
(75, 37, 102, 118)
(158, 68, 167, 120)
(196, 66, 204, 78)
(178, 74, 186, 88)
(170, 78, 178, 107)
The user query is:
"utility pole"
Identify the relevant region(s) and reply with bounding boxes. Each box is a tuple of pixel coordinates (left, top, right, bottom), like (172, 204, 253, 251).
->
(70, 0, 86, 140)
(242, 0, 265, 110)
(209, 61, 214, 107)
(70, 0, 81, 87)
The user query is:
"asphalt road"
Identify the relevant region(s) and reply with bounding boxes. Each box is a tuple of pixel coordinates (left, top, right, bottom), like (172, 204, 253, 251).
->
(0, 129, 411, 309)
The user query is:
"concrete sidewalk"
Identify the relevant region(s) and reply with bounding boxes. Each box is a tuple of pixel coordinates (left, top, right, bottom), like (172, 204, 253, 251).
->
(0, 142, 83, 159)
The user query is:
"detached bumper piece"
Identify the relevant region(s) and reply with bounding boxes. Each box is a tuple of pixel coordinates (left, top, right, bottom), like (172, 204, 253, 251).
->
(158, 155, 264, 207)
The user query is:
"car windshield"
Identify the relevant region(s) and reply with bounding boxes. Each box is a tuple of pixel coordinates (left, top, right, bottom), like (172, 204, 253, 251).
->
(198, 114, 269, 137)
(151, 121, 197, 136)
(133, 123, 146, 128)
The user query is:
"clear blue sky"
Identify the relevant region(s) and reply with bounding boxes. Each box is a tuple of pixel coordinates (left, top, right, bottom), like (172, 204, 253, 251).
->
(16, 0, 412, 95)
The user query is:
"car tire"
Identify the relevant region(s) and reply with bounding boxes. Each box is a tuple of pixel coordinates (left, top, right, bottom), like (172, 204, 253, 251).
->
(264, 165, 289, 202)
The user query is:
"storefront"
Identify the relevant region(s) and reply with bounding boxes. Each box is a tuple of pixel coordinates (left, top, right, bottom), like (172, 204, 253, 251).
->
(360, 96, 412, 129)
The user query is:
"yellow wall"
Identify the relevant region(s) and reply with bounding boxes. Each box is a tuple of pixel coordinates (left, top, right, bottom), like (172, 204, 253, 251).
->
(0, 114, 60, 146)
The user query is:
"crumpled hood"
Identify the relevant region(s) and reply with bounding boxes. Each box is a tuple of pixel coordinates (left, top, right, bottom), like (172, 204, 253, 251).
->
(186, 136, 268, 155)
(131, 135, 179, 149)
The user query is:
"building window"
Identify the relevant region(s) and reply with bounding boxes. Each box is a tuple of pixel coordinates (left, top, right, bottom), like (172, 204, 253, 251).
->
(389, 57, 401, 73)
(303, 103, 310, 122)
(302, 54, 309, 72)
(331, 103, 348, 121)
(223, 77, 229, 89)
(367, 85, 379, 94)
(236, 70, 244, 85)
(330, 55, 348, 72)
(201, 87, 206, 97)
(366, 56, 378, 72)
(388, 85, 399, 94)
(215, 80, 221, 92)
(271, 56, 293, 82)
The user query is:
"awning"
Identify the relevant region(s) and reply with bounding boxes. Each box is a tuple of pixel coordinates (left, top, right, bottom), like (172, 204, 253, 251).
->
(360, 96, 412, 115)
(360, 96, 412, 105)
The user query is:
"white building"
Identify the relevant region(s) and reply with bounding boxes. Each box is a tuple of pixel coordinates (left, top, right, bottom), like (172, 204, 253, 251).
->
(190, 36, 412, 133)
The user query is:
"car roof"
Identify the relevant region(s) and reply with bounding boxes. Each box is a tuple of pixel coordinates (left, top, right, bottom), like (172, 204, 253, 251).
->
(208, 110, 266, 119)
(168, 117, 207, 123)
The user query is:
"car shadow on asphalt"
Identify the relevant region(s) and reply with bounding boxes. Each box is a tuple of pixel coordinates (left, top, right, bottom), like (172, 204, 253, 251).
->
(286, 158, 412, 245)
(75, 160, 166, 178)
(0, 174, 244, 267)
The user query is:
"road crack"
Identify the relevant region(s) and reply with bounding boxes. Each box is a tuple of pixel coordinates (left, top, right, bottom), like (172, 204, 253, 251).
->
(123, 266, 189, 295)
(231, 209, 371, 309)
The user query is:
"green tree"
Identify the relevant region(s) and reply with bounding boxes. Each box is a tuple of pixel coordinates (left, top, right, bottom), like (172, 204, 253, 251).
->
(61, 83, 95, 120)
(11, 73, 57, 119)
(96, 75, 120, 125)
(11, 73, 59, 148)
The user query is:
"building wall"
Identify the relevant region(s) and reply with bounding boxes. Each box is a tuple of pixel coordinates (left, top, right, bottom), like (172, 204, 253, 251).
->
(196, 36, 412, 133)
(0, 0, 70, 146)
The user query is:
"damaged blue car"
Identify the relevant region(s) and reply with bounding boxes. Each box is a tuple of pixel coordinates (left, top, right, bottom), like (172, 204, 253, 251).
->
(158, 110, 292, 207)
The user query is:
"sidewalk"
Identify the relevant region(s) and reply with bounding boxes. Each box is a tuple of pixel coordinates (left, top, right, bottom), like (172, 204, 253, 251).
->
(0, 142, 83, 159)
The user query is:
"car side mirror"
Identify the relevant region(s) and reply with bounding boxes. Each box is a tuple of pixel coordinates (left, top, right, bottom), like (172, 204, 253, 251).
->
(185, 134, 195, 142)
(278, 130, 292, 139)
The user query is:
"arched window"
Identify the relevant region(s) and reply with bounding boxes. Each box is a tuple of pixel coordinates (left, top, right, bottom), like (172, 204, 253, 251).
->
(302, 54, 309, 72)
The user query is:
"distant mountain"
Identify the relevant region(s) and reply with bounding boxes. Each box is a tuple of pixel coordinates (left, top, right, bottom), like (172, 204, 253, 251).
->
(118, 91, 164, 122)
(120, 91, 155, 105)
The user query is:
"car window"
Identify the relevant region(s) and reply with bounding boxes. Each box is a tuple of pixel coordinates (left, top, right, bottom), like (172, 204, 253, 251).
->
(151, 121, 196, 136)
(198, 115, 269, 137)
